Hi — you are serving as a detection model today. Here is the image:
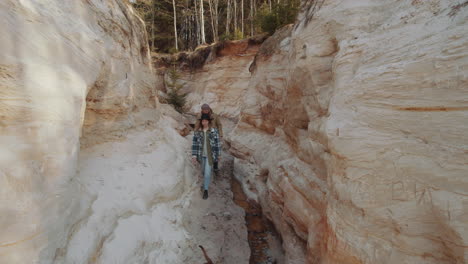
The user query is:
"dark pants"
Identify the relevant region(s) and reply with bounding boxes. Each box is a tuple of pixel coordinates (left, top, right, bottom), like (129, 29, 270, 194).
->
(213, 161, 219, 170)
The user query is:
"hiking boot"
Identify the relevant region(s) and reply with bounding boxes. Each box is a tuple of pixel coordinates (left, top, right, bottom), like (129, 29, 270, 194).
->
(202, 190, 208, 200)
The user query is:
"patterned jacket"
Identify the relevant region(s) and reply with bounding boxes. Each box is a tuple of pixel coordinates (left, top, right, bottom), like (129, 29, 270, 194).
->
(192, 127, 221, 166)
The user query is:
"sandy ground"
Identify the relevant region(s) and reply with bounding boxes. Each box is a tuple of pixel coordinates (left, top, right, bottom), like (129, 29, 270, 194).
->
(64, 116, 249, 264)
(181, 149, 250, 264)
(181, 118, 250, 264)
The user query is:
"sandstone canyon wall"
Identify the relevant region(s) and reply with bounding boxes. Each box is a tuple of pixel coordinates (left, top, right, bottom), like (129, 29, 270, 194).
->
(229, 1, 468, 263)
(183, 40, 260, 119)
(155, 38, 264, 119)
(0, 1, 190, 263)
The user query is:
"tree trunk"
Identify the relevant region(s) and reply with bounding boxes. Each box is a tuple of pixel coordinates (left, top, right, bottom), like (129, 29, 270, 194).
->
(234, 0, 237, 32)
(225, 0, 231, 35)
(268, 0, 272, 11)
(208, 0, 217, 42)
(200, 0, 206, 44)
(253, 0, 256, 16)
(194, 0, 201, 45)
(241, 0, 244, 37)
(172, 0, 178, 51)
(151, 0, 155, 51)
(250, 0, 253, 37)
(214, 0, 219, 41)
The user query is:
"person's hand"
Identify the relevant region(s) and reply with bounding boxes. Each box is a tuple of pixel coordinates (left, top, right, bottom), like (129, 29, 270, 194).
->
(191, 156, 197, 165)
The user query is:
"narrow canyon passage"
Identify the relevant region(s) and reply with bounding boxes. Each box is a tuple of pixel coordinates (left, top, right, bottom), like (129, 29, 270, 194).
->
(181, 118, 284, 264)
(2, 0, 467, 263)
(68, 116, 259, 263)
(180, 138, 250, 263)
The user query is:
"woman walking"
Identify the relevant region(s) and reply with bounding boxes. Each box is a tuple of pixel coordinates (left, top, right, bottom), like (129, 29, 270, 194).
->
(192, 113, 221, 199)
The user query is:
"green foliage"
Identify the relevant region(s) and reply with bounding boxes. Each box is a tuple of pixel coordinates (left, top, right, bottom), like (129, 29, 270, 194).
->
(133, 0, 176, 53)
(256, 1, 300, 35)
(165, 65, 187, 113)
(132, 0, 301, 53)
(219, 28, 244, 41)
(168, 47, 179, 54)
(232, 28, 244, 40)
(257, 5, 277, 35)
(219, 33, 230, 41)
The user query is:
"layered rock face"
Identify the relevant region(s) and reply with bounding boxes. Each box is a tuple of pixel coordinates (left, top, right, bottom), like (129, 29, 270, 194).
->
(229, 1, 468, 263)
(157, 39, 262, 119)
(184, 40, 259, 118)
(0, 1, 170, 263)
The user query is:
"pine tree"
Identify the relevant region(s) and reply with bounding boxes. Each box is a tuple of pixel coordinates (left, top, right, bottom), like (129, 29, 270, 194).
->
(165, 64, 187, 113)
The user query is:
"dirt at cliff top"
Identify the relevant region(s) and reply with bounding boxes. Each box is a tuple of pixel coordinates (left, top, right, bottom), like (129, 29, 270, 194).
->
(152, 34, 268, 71)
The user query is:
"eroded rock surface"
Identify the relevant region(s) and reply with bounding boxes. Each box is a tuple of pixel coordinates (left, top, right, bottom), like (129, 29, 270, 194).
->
(183, 40, 259, 118)
(155, 38, 264, 119)
(229, 1, 468, 263)
(0, 1, 251, 263)
(0, 0, 160, 262)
